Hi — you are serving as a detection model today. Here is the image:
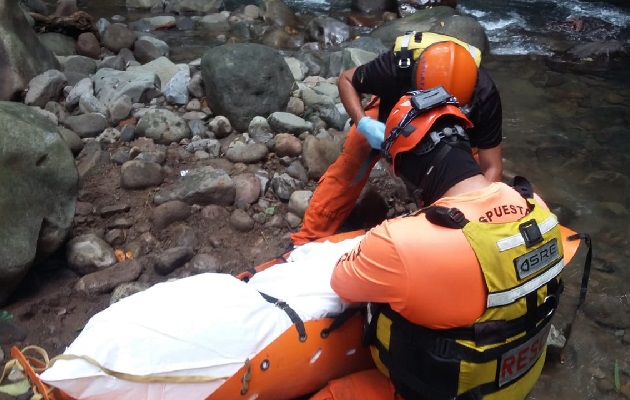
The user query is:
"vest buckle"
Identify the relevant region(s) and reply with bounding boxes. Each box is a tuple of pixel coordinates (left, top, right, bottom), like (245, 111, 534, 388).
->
(398, 57, 411, 68)
(519, 219, 543, 247)
(433, 338, 453, 358)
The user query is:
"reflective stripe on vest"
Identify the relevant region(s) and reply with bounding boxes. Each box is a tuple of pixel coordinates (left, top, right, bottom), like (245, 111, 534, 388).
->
(369, 195, 565, 400)
(393, 31, 483, 68)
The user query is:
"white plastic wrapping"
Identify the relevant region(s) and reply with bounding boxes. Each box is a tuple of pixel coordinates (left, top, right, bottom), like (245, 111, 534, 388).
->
(41, 235, 363, 400)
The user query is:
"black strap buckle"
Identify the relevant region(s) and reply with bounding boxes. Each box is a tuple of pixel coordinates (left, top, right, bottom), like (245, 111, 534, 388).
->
(425, 206, 469, 229)
(398, 57, 412, 68)
(519, 219, 543, 247)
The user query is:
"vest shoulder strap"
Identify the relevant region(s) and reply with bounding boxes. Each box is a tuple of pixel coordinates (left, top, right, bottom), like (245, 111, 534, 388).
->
(393, 31, 483, 69)
(509, 175, 534, 199)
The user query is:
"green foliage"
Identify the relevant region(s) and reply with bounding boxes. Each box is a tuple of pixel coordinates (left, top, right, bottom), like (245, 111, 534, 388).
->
(614, 359, 621, 393)
(0, 310, 13, 321)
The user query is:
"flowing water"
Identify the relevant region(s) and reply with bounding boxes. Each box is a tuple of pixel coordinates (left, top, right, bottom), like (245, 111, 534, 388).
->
(73, 0, 630, 397)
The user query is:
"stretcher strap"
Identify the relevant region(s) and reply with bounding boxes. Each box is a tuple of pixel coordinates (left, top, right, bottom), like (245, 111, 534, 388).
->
(568, 233, 592, 308)
(563, 232, 592, 349)
(320, 307, 363, 338)
(47, 354, 228, 383)
(258, 291, 307, 341)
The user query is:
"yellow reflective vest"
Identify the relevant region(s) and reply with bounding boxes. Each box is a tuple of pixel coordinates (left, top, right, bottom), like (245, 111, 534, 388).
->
(367, 188, 565, 400)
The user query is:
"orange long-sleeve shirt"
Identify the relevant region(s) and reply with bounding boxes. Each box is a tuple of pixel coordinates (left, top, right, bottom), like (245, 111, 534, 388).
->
(331, 182, 550, 329)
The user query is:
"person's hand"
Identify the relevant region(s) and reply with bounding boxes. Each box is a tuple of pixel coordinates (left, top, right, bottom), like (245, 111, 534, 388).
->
(357, 117, 385, 149)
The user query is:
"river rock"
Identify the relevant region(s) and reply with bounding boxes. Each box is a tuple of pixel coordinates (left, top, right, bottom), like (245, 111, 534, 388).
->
(186, 254, 221, 274)
(61, 56, 98, 75)
(428, 14, 491, 55)
(267, 111, 313, 135)
(163, 66, 191, 105)
(302, 135, 342, 179)
(274, 133, 302, 157)
(0, 102, 78, 306)
(270, 172, 303, 201)
(370, 6, 456, 47)
(230, 209, 255, 232)
(64, 113, 109, 138)
(225, 142, 269, 164)
(0, 3, 61, 96)
(138, 35, 170, 57)
(102, 23, 137, 53)
(172, 0, 222, 14)
(233, 173, 262, 207)
(120, 159, 165, 189)
(154, 247, 195, 275)
(288, 190, 313, 217)
(306, 16, 351, 47)
(135, 108, 191, 144)
(66, 233, 117, 276)
(24, 70, 67, 108)
(76, 32, 101, 59)
(200, 43, 295, 132)
(128, 56, 180, 91)
(79, 93, 107, 115)
(93, 68, 161, 105)
(154, 166, 236, 206)
(134, 40, 161, 64)
(76, 259, 144, 294)
(151, 200, 192, 230)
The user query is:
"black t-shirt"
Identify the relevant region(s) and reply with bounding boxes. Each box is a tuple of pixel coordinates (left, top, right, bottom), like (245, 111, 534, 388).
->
(351, 51, 503, 149)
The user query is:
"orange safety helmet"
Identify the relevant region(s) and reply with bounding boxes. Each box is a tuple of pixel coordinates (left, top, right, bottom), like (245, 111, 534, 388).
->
(412, 41, 479, 107)
(382, 90, 473, 173)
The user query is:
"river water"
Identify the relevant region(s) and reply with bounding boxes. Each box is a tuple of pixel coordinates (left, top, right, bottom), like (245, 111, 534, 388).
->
(77, 0, 630, 398)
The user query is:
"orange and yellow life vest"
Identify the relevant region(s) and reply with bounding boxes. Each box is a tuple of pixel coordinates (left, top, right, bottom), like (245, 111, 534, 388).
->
(367, 183, 565, 400)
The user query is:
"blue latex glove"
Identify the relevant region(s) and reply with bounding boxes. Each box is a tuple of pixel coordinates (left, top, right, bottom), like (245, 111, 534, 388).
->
(357, 116, 386, 149)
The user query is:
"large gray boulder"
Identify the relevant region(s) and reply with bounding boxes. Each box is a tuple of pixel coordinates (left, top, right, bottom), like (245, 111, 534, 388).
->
(370, 6, 456, 47)
(0, 102, 78, 306)
(370, 6, 490, 54)
(0, 0, 61, 100)
(200, 43, 295, 132)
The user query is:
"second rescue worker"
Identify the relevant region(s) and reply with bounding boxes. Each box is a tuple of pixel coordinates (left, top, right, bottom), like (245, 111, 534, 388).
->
(291, 31, 503, 246)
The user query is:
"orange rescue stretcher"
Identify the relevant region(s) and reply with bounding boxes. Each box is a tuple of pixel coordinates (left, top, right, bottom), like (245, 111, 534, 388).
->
(6, 226, 583, 400)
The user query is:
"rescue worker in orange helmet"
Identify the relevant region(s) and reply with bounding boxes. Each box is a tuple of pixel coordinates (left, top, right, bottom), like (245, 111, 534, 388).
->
(311, 88, 566, 400)
(291, 32, 503, 246)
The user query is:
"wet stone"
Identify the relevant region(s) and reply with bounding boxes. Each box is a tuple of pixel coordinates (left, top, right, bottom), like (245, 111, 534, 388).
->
(105, 229, 126, 246)
(101, 204, 131, 218)
(229, 209, 255, 232)
(154, 247, 195, 275)
(75, 259, 144, 294)
(107, 218, 134, 229)
(75, 201, 95, 216)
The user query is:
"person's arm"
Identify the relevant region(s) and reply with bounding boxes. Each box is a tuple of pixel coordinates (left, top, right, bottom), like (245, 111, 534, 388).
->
(477, 144, 503, 182)
(470, 68, 504, 181)
(331, 221, 407, 304)
(338, 67, 366, 124)
(338, 51, 402, 123)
